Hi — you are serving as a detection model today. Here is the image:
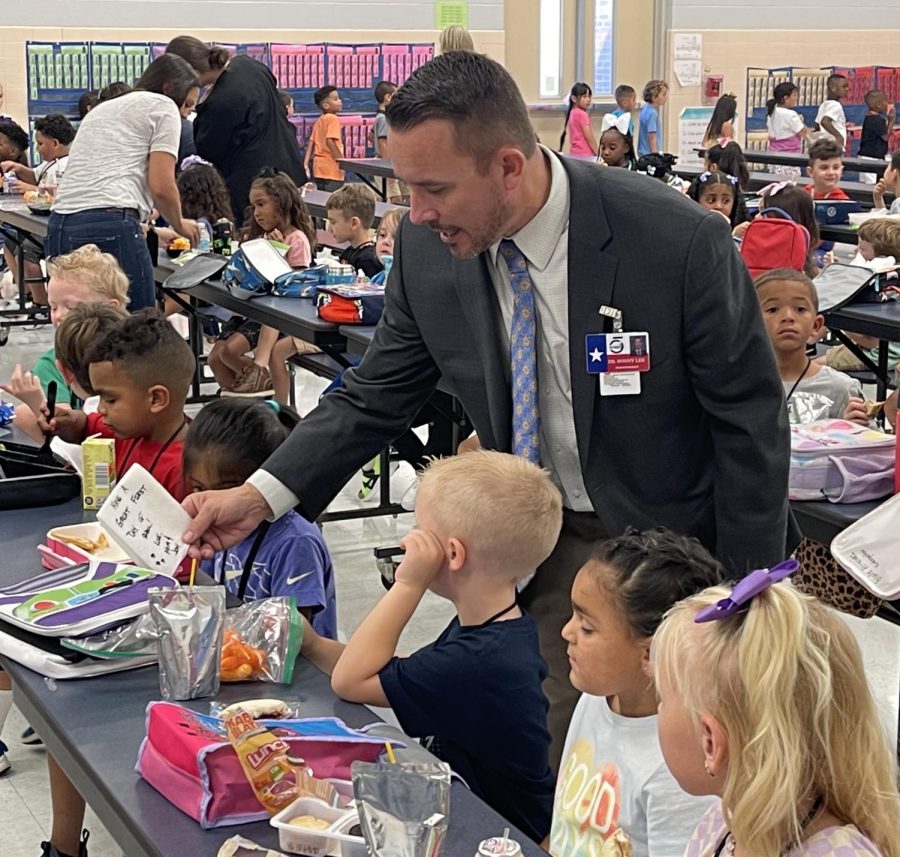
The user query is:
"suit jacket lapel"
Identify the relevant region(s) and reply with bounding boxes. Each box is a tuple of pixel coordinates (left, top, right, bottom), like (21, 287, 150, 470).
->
(454, 255, 511, 451)
(563, 159, 618, 471)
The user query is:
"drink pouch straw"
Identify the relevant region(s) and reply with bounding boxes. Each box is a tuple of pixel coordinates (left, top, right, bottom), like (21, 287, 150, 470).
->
(351, 760, 451, 857)
(149, 586, 225, 700)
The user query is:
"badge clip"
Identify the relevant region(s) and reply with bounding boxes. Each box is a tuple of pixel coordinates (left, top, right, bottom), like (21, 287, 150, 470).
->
(598, 305, 623, 333)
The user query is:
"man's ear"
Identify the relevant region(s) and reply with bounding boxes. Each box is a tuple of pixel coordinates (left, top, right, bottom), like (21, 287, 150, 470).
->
(148, 384, 171, 414)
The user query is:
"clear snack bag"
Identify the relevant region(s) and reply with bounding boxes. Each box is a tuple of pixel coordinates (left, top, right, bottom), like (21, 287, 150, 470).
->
(61, 612, 159, 659)
(351, 760, 451, 857)
(149, 586, 225, 700)
(220, 597, 302, 684)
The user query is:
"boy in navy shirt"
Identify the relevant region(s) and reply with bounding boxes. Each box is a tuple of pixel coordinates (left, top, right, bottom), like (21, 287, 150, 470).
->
(302, 450, 563, 842)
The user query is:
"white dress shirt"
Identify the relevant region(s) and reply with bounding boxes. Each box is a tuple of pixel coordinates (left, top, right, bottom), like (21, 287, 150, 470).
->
(250, 147, 592, 516)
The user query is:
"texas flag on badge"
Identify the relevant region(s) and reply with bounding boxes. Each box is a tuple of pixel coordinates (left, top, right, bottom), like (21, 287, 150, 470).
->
(585, 333, 651, 374)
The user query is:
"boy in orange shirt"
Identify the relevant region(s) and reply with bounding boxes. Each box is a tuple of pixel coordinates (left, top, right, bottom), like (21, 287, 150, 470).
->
(305, 85, 344, 191)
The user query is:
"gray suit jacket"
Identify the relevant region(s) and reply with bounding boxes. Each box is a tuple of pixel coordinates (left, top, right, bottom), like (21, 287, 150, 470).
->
(265, 158, 792, 573)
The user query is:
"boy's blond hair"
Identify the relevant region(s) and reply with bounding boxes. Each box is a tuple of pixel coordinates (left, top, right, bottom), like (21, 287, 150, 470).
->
(858, 217, 900, 258)
(418, 450, 562, 582)
(55, 302, 129, 394)
(48, 244, 129, 305)
(642, 79, 668, 103)
(651, 582, 900, 857)
(327, 183, 377, 229)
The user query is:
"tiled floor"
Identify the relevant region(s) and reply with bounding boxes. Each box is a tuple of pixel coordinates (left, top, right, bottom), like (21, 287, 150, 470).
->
(1, 320, 898, 857)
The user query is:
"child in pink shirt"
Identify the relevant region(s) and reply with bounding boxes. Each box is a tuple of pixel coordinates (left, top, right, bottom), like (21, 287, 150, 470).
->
(560, 82, 598, 157)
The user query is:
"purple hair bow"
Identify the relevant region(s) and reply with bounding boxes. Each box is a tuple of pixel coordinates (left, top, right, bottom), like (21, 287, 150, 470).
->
(694, 559, 798, 623)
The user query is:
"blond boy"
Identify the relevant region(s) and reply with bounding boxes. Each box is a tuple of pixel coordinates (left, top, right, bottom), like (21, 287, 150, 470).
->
(302, 450, 562, 842)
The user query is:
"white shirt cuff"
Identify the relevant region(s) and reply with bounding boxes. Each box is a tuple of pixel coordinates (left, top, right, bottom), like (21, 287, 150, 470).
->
(247, 469, 300, 520)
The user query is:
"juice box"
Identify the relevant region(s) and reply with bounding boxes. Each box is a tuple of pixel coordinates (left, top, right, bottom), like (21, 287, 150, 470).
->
(81, 437, 116, 510)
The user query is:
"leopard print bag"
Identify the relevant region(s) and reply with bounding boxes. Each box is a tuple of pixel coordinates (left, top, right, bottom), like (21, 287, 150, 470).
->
(792, 537, 883, 619)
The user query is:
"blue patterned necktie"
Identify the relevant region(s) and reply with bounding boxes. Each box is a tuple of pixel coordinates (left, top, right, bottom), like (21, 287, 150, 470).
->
(498, 239, 541, 464)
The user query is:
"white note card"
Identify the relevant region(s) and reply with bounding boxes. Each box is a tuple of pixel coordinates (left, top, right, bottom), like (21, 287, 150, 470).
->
(97, 464, 190, 575)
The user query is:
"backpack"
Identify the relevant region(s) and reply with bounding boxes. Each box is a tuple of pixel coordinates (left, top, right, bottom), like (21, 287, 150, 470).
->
(814, 263, 884, 313)
(789, 419, 895, 503)
(222, 238, 292, 300)
(740, 207, 810, 278)
(271, 264, 329, 298)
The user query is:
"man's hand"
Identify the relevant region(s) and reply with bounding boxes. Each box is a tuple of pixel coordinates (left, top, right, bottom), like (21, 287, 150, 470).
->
(182, 483, 273, 558)
(394, 528, 445, 591)
(0, 364, 44, 414)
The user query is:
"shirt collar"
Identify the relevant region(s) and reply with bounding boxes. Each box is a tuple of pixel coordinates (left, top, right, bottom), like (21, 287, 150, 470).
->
(489, 146, 570, 272)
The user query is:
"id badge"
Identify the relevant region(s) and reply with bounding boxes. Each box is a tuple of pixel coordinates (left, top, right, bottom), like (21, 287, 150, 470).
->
(586, 332, 651, 373)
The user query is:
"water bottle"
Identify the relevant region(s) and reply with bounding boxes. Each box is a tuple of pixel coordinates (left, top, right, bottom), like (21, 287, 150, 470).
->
(198, 222, 211, 253)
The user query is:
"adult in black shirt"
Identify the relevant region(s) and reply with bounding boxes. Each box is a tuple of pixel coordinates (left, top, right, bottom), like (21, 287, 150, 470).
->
(166, 36, 307, 223)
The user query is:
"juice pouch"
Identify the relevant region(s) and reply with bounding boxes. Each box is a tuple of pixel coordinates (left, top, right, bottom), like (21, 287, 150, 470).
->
(224, 706, 302, 814)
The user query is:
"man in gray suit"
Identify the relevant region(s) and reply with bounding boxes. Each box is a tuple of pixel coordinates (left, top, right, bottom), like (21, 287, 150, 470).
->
(184, 52, 791, 765)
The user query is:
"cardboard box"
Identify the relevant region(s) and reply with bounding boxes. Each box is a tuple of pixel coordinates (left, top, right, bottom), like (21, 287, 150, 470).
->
(81, 437, 116, 510)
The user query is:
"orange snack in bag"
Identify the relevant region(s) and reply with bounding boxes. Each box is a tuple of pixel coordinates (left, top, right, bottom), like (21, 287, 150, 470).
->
(221, 628, 268, 682)
(223, 706, 302, 814)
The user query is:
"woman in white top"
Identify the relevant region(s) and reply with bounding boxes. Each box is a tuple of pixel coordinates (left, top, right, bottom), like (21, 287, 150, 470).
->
(48, 54, 201, 310)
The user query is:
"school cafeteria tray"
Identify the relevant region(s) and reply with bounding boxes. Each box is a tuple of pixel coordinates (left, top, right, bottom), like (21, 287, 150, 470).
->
(0, 439, 80, 510)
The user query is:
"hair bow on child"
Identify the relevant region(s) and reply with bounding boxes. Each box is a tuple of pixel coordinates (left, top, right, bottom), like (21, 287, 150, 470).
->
(695, 559, 798, 623)
(759, 179, 795, 198)
(180, 154, 212, 172)
(601, 112, 631, 135)
(699, 171, 738, 185)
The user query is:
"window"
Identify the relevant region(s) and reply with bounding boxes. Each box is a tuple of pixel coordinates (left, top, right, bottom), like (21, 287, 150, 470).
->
(539, 0, 563, 98)
(593, 0, 614, 95)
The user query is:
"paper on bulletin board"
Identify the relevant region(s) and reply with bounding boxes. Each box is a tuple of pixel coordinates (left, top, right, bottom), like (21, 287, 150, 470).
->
(435, 1, 468, 29)
(678, 107, 714, 167)
(673, 33, 702, 60)
(674, 60, 702, 88)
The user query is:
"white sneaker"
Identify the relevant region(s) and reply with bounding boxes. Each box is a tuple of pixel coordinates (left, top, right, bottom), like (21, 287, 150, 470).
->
(0, 740, 11, 776)
(0, 270, 15, 300)
(400, 476, 421, 512)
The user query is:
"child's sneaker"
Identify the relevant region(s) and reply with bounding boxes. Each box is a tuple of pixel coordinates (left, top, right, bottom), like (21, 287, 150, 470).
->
(0, 739, 10, 775)
(221, 365, 274, 397)
(21, 725, 43, 746)
(358, 456, 381, 500)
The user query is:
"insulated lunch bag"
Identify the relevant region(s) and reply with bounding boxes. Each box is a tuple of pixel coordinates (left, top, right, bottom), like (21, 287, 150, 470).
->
(789, 419, 895, 503)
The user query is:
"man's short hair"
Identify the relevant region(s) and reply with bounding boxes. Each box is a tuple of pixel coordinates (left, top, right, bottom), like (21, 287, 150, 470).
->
(374, 81, 397, 104)
(55, 303, 129, 394)
(87, 307, 196, 403)
(418, 450, 563, 582)
(386, 51, 537, 170)
(614, 84, 635, 105)
(858, 218, 900, 258)
(808, 137, 843, 164)
(314, 85, 337, 107)
(327, 183, 377, 228)
(754, 268, 819, 313)
(34, 114, 76, 146)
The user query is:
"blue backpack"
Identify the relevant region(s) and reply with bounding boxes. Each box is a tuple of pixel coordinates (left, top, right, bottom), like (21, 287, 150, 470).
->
(222, 249, 272, 301)
(271, 265, 329, 298)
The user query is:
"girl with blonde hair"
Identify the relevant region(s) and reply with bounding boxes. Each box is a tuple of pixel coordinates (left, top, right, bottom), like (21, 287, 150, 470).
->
(438, 24, 475, 53)
(651, 565, 900, 857)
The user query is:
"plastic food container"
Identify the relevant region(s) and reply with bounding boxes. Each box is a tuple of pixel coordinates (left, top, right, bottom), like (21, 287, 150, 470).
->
(270, 796, 365, 856)
(43, 523, 131, 569)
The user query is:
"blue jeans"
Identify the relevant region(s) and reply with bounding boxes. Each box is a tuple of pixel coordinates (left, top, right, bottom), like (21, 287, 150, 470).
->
(46, 210, 156, 310)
